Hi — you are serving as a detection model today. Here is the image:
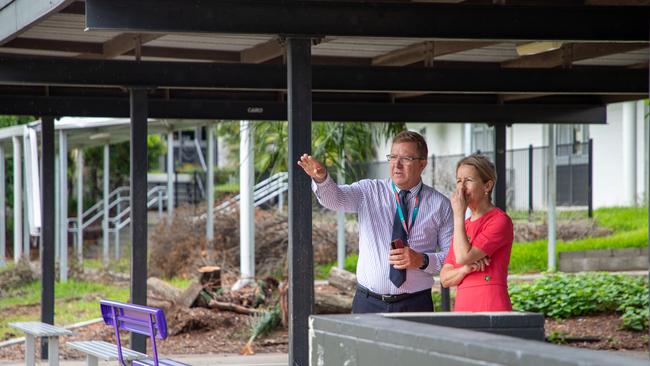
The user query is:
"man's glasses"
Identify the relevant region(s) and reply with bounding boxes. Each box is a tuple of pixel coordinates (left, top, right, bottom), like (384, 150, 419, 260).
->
(386, 154, 425, 165)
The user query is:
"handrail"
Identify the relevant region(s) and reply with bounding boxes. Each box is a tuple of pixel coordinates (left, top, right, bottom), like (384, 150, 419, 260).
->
(68, 185, 167, 234)
(213, 172, 288, 214)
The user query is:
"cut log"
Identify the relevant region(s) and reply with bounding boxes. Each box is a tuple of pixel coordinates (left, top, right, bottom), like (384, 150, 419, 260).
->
(314, 289, 353, 314)
(147, 277, 182, 302)
(177, 281, 205, 308)
(198, 266, 221, 289)
(328, 267, 357, 295)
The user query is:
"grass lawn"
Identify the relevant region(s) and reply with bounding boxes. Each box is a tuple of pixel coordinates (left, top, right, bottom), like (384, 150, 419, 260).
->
(315, 206, 648, 277)
(0, 279, 129, 341)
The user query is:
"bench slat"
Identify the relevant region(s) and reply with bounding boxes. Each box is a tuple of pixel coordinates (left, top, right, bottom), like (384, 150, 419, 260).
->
(67, 341, 147, 361)
(9, 322, 72, 337)
(133, 358, 191, 366)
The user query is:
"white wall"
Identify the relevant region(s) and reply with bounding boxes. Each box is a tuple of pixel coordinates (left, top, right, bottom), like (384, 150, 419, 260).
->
(509, 124, 545, 149)
(591, 103, 626, 208)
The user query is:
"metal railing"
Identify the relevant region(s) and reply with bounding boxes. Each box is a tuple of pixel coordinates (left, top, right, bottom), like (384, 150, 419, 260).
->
(204, 172, 288, 217)
(67, 185, 168, 258)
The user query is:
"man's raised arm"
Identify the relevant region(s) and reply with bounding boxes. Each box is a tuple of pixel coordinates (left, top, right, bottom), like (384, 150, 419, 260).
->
(297, 153, 362, 212)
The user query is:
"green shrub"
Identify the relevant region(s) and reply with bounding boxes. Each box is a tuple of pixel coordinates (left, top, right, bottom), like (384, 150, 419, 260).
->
(510, 272, 648, 331)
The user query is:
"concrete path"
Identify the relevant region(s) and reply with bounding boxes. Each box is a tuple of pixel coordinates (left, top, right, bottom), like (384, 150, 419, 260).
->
(0, 353, 288, 366)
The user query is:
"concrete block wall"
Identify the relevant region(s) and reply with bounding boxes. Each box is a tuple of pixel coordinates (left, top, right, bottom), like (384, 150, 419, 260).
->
(310, 313, 648, 366)
(559, 247, 648, 272)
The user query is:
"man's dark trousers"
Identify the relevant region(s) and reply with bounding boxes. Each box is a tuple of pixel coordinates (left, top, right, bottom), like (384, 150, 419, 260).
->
(351, 288, 433, 313)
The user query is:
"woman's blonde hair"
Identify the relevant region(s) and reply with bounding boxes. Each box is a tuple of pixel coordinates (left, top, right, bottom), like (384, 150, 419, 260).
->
(456, 154, 497, 198)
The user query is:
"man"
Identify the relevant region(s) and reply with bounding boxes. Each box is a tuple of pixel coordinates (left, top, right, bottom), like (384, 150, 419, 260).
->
(298, 130, 453, 313)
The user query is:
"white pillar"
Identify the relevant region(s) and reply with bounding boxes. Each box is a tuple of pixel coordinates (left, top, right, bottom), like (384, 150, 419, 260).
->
(22, 135, 30, 257)
(59, 131, 68, 282)
(0, 146, 5, 267)
(103, 144, 110, 267)
(76, 149, 84, 264)
(547, 124, 557, 272)
(464, 123, 473, 155)
(206, 126, 215, 243)
(623, 101, 637, 206)
(235, 120, 255, 289)
(12, 137, 22, 262)
(166, 131, 174, 224)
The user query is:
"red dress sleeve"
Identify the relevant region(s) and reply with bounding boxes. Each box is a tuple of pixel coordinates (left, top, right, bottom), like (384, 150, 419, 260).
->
(470, 213, 514, 257)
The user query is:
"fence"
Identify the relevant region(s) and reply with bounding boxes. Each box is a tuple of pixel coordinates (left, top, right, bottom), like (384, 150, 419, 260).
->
(360, 141, 593, 213)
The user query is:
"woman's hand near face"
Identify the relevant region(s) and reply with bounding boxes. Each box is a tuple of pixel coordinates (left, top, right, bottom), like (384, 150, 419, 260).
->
(451, 183, 468, 217)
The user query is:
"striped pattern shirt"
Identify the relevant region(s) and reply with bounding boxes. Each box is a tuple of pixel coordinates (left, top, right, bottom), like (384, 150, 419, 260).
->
(313, 175, 453, 295)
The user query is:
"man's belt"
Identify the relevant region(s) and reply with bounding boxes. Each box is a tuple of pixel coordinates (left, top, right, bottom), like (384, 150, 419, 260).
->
(357, 285, 430, 304)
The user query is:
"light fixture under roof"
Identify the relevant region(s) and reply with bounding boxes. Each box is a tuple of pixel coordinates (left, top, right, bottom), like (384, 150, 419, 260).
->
(516, 41, 563, 56)
(89, 132, 111, 140)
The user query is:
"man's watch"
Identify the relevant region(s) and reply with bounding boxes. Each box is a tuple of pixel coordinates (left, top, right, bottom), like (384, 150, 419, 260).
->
(419, 253, 429, 270)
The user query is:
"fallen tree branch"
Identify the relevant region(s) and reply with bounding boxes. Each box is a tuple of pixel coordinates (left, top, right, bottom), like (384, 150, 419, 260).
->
(208, 300, 263, 315)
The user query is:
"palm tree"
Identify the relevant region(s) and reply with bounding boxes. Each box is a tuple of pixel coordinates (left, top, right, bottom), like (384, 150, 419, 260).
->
(216, 120, 405, 183)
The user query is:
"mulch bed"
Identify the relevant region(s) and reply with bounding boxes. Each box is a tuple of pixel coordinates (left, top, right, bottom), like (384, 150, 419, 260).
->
(545, 314, 648, 352)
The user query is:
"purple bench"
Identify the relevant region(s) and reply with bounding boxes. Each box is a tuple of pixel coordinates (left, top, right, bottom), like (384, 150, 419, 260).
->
(69, 299, 188, 366)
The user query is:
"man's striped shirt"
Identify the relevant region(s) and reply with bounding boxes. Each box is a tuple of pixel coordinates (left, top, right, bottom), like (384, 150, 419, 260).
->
(313, 175, 453, 295)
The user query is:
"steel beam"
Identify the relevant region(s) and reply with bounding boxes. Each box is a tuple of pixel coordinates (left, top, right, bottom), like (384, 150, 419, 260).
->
(86, 0, 649, 42)
(0, 96, 609, 124)
(0, 57, 645, 95)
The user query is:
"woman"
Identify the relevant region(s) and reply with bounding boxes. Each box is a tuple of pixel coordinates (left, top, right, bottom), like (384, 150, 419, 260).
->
(440, 154, 514, 311)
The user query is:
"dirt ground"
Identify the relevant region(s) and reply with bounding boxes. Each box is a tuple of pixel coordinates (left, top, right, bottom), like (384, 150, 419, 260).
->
(2, 311, 647, 361)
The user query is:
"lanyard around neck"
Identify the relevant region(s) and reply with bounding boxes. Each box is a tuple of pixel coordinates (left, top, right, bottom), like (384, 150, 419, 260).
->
(391, 182, 421, 237)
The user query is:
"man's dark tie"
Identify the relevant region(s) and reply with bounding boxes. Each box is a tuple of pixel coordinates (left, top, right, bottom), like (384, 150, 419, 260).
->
(390, 190, 409, 287)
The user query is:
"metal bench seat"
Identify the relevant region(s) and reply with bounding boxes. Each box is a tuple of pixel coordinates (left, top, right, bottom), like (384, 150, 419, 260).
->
(67, 340, 147, 366)
(67, 299, 191, 366)
(133, 358, 191, 366)
(9, 321, 72, 366)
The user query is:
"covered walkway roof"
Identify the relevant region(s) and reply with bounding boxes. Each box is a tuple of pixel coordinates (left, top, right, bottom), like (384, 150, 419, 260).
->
(0, 117, 215, 153)
(0, 0, 646, 122)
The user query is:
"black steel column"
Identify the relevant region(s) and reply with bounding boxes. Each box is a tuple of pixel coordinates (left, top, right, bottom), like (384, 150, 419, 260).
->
(287, 37, 313, 366)
(494, 124, 507, 211)
(647, 33, 649, 355)
(440, 286, 451, 311)
(587, 139, 594, 218)
(528, 144, 534, 221)
(129, 88, 148, 353)
(40, 116, 55, 359)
